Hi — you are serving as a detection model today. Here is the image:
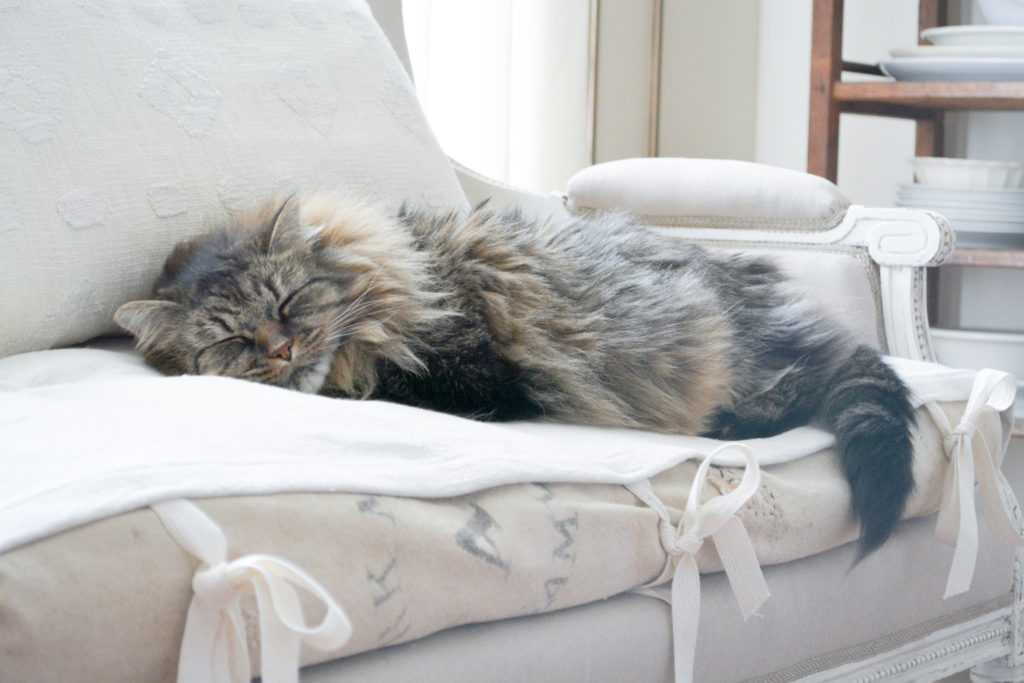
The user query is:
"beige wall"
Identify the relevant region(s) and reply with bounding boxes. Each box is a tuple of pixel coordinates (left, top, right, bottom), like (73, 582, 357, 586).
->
(592, 0, 657, 163)
(406, 0, 1010, 207)
(656, 0, 760, 162)
(593, 0, 930, 207)
(592, 0, 760, 166)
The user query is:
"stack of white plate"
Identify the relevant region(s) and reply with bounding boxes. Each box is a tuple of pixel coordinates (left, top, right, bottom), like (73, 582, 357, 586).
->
(896, 184, 1024, 247)
(897, 157, 1024, 248)
(880, 25, 1024, 80)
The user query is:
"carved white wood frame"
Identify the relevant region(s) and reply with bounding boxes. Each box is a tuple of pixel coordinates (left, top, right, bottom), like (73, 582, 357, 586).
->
(648, 206, 956, 362)
(796, 608, 1012, 682)
(970, 471, 1024, 682)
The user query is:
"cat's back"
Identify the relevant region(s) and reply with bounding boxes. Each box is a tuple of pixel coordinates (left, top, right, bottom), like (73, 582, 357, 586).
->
(398, 204, 704, 294)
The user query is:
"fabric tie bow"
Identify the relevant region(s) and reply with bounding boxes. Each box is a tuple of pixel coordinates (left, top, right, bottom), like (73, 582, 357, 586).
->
(152, 499, 352, 683)
(627, 443, 770, 683)
(930, 368, 1021, 598)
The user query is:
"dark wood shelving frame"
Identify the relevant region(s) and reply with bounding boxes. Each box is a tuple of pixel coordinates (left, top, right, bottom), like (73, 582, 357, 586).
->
(810, 0, 1024, 173)
(808, 0, 1024, 269)
(808, 0, 1023, 435)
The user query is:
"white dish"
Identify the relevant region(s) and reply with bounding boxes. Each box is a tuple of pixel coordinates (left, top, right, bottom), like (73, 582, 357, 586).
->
(898, 184, 1024, 202)
(921, 25, 1024, 46)
(909, 156, 1024, 188)
(898, 201, 1024, 215)
(897, 188, 1024, 204)
(896, 204, 1024, 221)
(896, 190, 1024, 208)
(879, 56, 1024, 81)
(897, 198, 1024, 213)
(895, 197, 1024, 217)
(894, 207, 1024, 234)
(925, 212, 1024, 228)
(902, 216, 1024, 234)
(897, 190, 1024, 205)
(891, 44, 1024, 58)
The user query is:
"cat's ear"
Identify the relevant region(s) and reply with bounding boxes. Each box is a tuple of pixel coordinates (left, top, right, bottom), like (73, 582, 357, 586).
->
(114, 300, 182, 348)
(266, 194, 303, 253)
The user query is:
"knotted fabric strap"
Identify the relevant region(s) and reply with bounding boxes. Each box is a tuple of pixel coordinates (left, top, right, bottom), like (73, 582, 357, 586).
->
(151, 499, 352, 683)
(626, 443, 770, 683)
(927, 368, 1022, 598)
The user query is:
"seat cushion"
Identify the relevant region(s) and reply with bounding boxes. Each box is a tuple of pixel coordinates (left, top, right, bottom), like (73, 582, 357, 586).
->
(0, 342, 1014, 681)
(297, 512, 1015, 683)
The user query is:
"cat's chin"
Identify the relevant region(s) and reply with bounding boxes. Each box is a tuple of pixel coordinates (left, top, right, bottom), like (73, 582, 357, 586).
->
(288, 355, 332, 394)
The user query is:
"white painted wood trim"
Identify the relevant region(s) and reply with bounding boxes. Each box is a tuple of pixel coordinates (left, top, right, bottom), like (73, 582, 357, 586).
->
(643, 205, 955, 268)
(659, 206, 952, 361)
(796, 608, 1013, 682)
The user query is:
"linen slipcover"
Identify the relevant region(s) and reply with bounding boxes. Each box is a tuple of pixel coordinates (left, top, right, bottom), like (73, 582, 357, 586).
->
(0, 341, 1015, 680)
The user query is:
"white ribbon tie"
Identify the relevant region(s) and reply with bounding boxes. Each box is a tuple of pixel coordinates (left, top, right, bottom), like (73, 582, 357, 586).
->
(152, 498, 353, 683)
(627, 443, 770, 683)
(929, 368, 1022, 598)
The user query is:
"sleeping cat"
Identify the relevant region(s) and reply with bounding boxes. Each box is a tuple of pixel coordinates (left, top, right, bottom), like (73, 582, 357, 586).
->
(115, 194, 915, 555)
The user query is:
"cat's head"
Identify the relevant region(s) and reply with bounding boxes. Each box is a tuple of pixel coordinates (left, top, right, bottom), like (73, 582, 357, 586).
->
(115, 195, 440, 395)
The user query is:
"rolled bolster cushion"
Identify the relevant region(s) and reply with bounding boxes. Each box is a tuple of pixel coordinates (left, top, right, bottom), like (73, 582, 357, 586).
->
(565, 157, 852, 230)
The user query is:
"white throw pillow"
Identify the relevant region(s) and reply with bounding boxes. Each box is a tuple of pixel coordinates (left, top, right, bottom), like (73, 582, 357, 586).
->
(0, 0, 466, 358)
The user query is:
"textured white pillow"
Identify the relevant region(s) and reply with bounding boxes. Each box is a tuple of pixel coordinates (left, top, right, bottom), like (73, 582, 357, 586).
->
(0, 0, 466, 358)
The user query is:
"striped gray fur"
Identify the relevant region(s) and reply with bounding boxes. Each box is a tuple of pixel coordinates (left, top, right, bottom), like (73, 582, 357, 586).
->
(115, 195, 915, 555)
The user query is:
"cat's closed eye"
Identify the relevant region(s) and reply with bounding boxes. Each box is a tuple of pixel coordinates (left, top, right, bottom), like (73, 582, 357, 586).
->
(194, 335, 254, 373)
(220, 335, 253, 347)
(279, 279, 347, 322)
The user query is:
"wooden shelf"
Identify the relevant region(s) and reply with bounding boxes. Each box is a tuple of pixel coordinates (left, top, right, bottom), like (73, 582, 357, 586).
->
(946, 248, 1024, 268)
(834, 81, 1024, 118)
(808, 0, 958, 179)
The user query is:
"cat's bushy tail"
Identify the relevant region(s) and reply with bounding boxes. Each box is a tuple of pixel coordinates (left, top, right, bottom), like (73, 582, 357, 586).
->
(819, 345, 916, 558)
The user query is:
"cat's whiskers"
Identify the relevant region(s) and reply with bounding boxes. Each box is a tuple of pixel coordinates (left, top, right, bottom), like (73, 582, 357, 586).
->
(323, 278, 397, 339)
(330, 267, 386, 315)
(328, 301, 400, 331)
(327, 300, 383, 334)
(323, 305, 403, 346)
(327, 281, 386, 329)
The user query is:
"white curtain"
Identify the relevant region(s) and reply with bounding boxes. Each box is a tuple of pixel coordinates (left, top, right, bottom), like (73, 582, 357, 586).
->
(402, 0, 594, 195)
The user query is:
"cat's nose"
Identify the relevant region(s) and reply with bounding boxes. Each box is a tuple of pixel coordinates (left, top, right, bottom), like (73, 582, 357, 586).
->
(268, 337, 293, 361)
(257, 323, 293, 362)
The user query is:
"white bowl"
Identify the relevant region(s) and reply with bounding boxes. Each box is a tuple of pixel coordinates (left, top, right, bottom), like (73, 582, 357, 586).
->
(931, 328, 1024, 377)
(930, 328, 1024, 417)
(910, 156, 1024, 189)
(977, 0, 1024, 25)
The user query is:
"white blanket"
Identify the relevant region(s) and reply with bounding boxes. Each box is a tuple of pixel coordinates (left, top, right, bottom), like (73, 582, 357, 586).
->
(0, 344, 992, 556)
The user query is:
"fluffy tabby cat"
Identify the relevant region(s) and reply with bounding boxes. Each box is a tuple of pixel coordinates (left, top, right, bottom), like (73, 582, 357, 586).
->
(115, 194, 915, 555)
